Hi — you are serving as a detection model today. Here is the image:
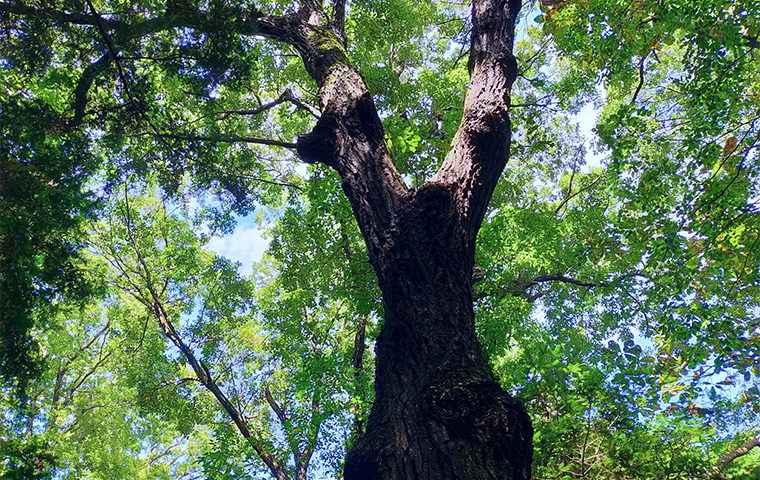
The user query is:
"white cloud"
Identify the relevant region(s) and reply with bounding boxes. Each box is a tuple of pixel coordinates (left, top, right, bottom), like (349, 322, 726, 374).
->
(206, 221, 269, 277)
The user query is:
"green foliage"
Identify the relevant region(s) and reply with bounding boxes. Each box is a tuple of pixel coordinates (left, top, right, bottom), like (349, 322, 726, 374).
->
(0, 95, 99, 392)
(1, 0, 759, 478)
(0, 435, 55, 480)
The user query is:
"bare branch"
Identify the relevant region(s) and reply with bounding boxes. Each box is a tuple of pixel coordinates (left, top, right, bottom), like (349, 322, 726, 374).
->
(529, 271, 647, 290)
(264, 385, 289, 427)
(151, 301, 290, 480)
(630, 51, 648, 104)
(217, 89, 320, 119)
(554, 174, 603, 214)
(710, 436, 760, 478)
(529, 274, 597, 289)
(64, 350, 114, 407)
(158, 133, 298, 149)
(482, 270, 649, 303)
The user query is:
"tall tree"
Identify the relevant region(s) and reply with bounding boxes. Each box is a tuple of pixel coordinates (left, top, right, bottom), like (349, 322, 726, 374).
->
(1, 0, 758, 479)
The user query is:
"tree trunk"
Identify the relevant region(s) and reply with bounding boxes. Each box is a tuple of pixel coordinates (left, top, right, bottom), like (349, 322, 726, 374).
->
(261, 1, 533, 478)
(343, 186, 533, 480)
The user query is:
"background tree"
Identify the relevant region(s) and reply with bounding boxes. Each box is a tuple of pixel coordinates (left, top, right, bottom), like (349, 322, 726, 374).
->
(1, 0, 759, 479)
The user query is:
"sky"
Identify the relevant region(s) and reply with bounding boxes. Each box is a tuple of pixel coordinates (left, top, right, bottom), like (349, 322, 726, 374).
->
(206, 213, 269, 277)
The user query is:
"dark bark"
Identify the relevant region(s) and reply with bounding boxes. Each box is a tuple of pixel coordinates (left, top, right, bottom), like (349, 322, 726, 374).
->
(343, 193, 532, 480)
(352, 314, 368, 437)
(284, 0, 532, 479)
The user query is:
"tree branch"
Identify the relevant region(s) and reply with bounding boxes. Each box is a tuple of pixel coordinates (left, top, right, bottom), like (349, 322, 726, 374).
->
(530, 271, 647, 289)
(710, 436, 760, 478)
(71, 53, 115, 128)
(0, 2, 122, 29)
(105, 196, 292, 480)
(430, 0, 522, 245)
(150, 299, 290, 480)
(158, 133, 298, 149)
(331, 0, 347, 45)
(630, 50, 649, 104)
(554, 174, 603, 214)
(351, 314, 367, 437)
(279, 11, 408, 261)
(484, 270, 649, 303)
(295, 390, 322, 480)
(264, 385, 289, 427)
(0, 1, 288, 40)
(2, 1, 298, 129)
(217, 89, 320, 119)
(529, 274, 598, 289)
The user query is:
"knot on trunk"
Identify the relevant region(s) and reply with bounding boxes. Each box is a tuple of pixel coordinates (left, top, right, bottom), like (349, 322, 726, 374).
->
(296, 114, 338, 166)
(426, 378, 533, 479)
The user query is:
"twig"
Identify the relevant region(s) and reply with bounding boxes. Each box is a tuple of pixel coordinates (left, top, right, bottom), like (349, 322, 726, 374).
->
(554, 175, 603, 214)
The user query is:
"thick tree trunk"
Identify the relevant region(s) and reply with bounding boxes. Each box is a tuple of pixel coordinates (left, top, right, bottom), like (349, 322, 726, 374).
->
(264, 1, 532, 478)
(343, 187, 533, 480)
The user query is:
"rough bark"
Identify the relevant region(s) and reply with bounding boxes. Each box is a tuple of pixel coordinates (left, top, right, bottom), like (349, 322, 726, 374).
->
(284, 0, 533, 479)
(343, 198, 532, 480)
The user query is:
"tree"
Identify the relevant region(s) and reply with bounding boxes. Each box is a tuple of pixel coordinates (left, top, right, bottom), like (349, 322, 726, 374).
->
(0, 97, 98, 391)
(1, 0, 759, 479)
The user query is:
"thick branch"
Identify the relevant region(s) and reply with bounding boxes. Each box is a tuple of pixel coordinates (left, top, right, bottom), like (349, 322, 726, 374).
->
(286, 13, 408, 260)
(352, 315, 367, 374)
(331, 0, 347, 44)
(430, 0, 522, 246)
(0, 2, 279, 40)
(0, 2, 122, 29)
(710, 437, 760, 478)
(71, 53, 114, 127)
(2, 1, 296, 129)
(351, 315, 367, 436)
